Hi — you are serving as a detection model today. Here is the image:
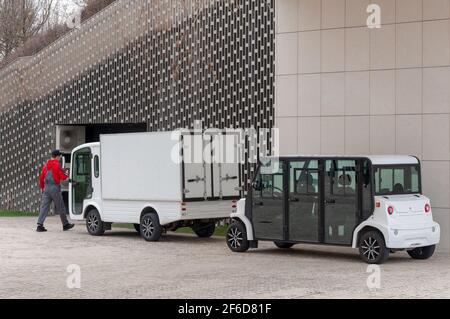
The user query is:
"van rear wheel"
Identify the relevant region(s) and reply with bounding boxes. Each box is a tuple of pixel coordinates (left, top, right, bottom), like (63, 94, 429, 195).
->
(140, 212, 162, 242)
(407, 245, 436, 260)
(358, 231, 389, 264)
(274, 242, 294, 249)
(193, 222, 216, 238)
(86, 209, 105, 236)
(226, 221, 249, 252)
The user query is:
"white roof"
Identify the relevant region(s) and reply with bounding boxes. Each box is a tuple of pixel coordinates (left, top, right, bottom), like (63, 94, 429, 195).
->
(261, 155, 419, 165)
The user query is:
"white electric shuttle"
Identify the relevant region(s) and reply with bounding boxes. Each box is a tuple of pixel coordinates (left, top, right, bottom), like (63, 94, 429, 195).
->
(226, 156, 440, 264)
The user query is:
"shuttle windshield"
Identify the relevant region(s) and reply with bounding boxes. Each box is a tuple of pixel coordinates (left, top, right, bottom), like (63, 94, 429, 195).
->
(374, 164, 421, 196)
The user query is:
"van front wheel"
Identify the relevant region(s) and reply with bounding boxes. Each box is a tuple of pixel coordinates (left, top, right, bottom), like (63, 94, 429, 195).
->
(226, 221, 249, 252)
(358, 231, 389, 264)
(140, 212, 162, 242)
(86, 209, 105, 236)
(407, 245, 436, 260)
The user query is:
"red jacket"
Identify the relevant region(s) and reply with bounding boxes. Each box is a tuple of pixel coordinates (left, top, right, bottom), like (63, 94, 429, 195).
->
(39, 159, 68, 190)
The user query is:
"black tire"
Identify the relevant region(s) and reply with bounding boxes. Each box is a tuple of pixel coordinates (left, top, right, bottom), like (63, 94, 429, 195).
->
(193, 222, 216, 238)
(359, 230, 390, 264)
(133, 224, 140, 233)
(407, 245, 436, 260)
(140, 212, 162, 242)
(86, 209, 105, 236)
(226, 220, 249, 252)
(274, 242, 294, 249)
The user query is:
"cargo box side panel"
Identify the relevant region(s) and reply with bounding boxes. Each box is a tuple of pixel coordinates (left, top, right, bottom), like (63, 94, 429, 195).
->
(101, 132, 182, 201)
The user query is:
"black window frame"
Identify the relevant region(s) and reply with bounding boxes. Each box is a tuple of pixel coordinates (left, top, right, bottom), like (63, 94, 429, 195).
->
(373, 164, 422, 196)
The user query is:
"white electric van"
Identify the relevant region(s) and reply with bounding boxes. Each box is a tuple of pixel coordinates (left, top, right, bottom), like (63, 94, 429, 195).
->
(226, 156, 440, 264)
(69, 132, 241, 241)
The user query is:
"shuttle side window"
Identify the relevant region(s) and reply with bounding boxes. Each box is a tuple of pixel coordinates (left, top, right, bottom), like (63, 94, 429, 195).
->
(362, 160, 373, 219)
(94, 155, 100, 178)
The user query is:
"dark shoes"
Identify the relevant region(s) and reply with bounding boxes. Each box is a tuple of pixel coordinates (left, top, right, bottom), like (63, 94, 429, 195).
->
(36, 225, 47, 232)
(63, 223, 75, 231)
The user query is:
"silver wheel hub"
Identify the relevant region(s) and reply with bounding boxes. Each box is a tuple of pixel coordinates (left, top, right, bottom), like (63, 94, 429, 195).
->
(361, 237, 381, 261)
(88, 214, 99, 232)
(142, 218, 155, 238)
(228, 227, 243, 249)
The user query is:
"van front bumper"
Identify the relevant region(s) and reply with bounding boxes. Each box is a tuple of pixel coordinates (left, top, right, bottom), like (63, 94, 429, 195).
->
(386, 222, 440, 249)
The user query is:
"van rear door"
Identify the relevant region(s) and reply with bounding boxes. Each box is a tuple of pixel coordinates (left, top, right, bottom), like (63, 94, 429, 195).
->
(182, 132, 240, 201)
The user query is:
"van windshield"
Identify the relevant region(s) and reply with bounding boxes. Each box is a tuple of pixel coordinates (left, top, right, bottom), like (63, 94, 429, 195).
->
(374, 165, 420, 195)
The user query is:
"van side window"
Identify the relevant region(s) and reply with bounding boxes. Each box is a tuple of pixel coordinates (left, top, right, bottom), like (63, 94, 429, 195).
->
(94, 155, 100, 178)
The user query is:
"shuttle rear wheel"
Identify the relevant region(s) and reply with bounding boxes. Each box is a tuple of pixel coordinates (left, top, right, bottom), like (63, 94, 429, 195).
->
(193, 222, 216, 238)
(358, 230, 389, 264)
(226, 221, 249, 252)
(140, 212, 162, 242)
(133, 224, 140, 233)
(86, 209, 105, 236)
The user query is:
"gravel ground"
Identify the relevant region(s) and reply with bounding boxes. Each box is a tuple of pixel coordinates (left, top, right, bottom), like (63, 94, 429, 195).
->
(1, 216, 450, 299)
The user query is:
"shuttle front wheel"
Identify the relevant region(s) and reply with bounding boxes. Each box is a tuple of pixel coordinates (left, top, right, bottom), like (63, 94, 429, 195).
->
(358, 231, 390, 264)
(86, 209, 105, 236)
(140, 212, 162, 242)
(274, 242, 294, 249)
(226, 221, 249, 252)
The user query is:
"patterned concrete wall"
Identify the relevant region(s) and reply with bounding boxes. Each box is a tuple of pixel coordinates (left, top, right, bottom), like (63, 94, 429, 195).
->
(0, 0, 275, 212)
(274, 0, 450, 253)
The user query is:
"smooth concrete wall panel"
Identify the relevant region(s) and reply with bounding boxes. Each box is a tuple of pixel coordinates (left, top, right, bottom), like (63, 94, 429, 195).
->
(396, 0, 423, 23)
(345, 71, 370, 115)
(345, 116, 370, 154)
(276, 75, 298, 117)
(276, 117, 298, 155)
(396, 115, 423, 157)
(423, 67, 450, 114)
(278, 0, 298, 33)
(321, 29, 345, 72)
(298, 31, 321, 73)
(370, 70, 396, 115)
(423, 20, 450, 67)
(299, 74, 321, 116)
(298, 0, 321, 31)
(433, 208, 450, 252)
(345, 0, 370, 27)
(370, 115, 396, 154)
(423, 114, 450, 160)
(422, 161, 450, 208)
(298, 117, 321, 154)
(345, 27, 370, 71)
(423, 0, 450, 20)
(321, 72, 345, 116)
(275, 0, 450, 253)
(322, 0, 346, 29)
(276, 33, 298, 75)
(396, 22, 423, 68)
(321, 116, 345, 155)
(370, 25, 396, 69)
(396, 68, 422, 114)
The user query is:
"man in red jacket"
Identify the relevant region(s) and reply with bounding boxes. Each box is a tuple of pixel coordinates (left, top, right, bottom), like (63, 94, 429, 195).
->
(37, 150, 75, 232)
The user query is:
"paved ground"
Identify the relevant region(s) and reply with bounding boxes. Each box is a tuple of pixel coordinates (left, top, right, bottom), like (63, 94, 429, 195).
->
(1, 216, 450, 299)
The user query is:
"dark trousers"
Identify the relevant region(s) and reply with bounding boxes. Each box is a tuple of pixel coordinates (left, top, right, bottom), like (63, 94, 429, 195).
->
(37, 186, 69, 226)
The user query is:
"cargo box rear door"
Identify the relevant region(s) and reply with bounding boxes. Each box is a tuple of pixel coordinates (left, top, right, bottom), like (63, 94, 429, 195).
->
(182, 134, 212, 200)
